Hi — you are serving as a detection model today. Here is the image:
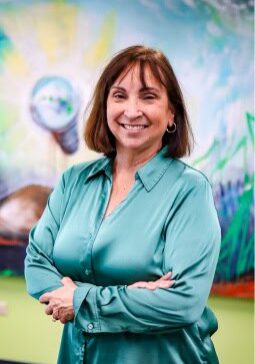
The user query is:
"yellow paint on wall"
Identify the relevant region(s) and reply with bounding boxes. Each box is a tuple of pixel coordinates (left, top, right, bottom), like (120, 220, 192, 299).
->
(85, 11, 116, 66)
(3, 50, 29, 76)
(36, 3, 78, 64)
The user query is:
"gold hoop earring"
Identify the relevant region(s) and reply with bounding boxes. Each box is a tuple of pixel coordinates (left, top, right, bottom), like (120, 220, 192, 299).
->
(166, 122, 176, 134)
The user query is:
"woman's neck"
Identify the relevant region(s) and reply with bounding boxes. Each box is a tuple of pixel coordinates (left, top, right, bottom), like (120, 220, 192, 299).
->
(113, 144, 162, 174)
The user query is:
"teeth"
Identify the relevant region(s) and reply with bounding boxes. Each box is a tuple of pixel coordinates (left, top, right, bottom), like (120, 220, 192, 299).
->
(122, 124, 147, 130)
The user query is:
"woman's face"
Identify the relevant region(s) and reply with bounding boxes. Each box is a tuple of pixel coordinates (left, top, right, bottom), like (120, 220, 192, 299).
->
(106, 63, 174, 154)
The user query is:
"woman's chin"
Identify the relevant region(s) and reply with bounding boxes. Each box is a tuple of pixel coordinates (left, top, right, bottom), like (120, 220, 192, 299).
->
(116, 141, 148, 152)
(115, 137, 162, 154)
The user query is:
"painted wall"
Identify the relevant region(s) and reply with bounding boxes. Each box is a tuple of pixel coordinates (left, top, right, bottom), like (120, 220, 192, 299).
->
(0, 3, 254, 363)
(0, 0, 254, 295)
(0, 277, 253, 364)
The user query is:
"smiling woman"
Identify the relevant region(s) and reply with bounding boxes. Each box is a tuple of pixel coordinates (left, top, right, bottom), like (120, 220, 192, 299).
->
(25, 45, 221, 364)
(106, 63, 174, 154)
(84, 45, 193, 158)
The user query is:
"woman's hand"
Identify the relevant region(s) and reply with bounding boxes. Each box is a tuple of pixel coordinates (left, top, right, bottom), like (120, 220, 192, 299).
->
(128, 272, 175, 291)
(39, 277, 77, 324)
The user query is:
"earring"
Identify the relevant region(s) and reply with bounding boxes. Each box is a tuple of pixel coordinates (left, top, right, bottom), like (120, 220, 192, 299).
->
(166, 122, 176, 134)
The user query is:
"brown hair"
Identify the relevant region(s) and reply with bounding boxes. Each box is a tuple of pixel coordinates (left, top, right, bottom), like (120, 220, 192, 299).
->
(84, 45, 194, 158)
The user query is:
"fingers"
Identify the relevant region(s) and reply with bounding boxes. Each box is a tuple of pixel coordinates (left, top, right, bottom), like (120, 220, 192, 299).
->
(128, 281, 148, 289)
(128, 281, 154, 290)
(59, 311, 74, 324)
(145, 280, 174, 290)
(158, 280, 175, 288)
(52, 307, 60, 321)
(45, 304, 54, 315)
(128, 280, 172, 290)
(128, 272, 175, 290)
(44, 300, 60, 315)
(61, 277, 72, 285)
(40, 285, 75, 324)
(146, 282, 157, 290)
(61, 277, 76, 288)
(39, 292, 51, 304)
(160, 272, 172, 280)
(49, 306, 74, 324)
(39, 286, 63, 304)
(57, 307, 74, 324)
(40, 278, 77, 305)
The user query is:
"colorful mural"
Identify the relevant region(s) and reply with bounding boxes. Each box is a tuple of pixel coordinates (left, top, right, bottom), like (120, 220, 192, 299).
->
(0, 0, 253, 298)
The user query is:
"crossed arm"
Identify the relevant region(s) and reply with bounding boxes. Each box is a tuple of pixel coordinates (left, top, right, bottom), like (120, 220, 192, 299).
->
(25, 169, 221, 334)
(39, 273, 175, 324)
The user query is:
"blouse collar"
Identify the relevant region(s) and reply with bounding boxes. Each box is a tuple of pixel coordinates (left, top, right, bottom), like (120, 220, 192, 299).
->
(85, 146, 174, 192)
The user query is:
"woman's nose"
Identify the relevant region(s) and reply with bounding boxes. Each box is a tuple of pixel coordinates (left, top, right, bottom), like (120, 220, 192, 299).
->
(123, 99, 143, 119)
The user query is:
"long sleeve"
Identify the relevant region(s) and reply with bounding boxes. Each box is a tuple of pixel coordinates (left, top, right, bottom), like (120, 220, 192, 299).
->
(24, 171, 67, 299)
(73, 178, 221, 334)
(24, 167, 93, 301)
(25, 160, 98, 302)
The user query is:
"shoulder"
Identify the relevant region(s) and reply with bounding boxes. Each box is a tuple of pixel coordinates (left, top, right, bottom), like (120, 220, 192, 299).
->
(166, 161, 217, 220)
(168, 159, 212, 198)
(61, 156, 108, 186)
(173, 158, 211, 188)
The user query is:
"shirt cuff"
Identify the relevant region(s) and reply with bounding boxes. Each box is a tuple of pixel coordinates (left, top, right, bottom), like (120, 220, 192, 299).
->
(73, 284, 100, 333)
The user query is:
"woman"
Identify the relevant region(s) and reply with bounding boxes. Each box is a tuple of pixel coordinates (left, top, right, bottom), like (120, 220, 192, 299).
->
(25, 45, 221, 364)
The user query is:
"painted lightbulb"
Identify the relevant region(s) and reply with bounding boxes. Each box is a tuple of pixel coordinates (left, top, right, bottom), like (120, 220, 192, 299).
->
(30, 76, 80, 154)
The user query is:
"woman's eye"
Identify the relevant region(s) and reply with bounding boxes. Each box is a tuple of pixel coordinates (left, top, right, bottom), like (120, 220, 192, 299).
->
(143, 94, 157, 100)
(113, 93, 126, 99)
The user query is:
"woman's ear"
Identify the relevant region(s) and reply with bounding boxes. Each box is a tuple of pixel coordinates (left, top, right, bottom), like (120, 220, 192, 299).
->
(167, 109, 175, 126)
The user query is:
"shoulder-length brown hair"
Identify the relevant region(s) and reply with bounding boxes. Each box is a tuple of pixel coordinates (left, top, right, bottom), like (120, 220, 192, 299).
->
(84, 45, 194, 158)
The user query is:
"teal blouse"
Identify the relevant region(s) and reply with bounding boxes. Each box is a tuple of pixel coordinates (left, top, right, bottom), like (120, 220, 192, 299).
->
(25, 146, 221, 364)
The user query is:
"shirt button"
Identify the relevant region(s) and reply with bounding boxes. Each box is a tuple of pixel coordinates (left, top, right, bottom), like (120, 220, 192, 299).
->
(87, 323, 94, 330)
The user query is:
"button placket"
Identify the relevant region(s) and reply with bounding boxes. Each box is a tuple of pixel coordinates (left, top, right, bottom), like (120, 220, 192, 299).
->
(83, 233, 93, 278)
(85, 177, 112, 284)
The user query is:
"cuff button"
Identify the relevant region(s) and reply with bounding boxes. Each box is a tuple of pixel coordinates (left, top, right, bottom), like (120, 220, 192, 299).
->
(87, 323, 94, 330)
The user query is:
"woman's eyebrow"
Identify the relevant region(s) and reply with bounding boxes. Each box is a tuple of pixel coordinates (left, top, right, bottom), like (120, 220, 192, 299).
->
(110, 86, 160, 92)
(111, 86, 126, 91)
(140, 86, 160, 92)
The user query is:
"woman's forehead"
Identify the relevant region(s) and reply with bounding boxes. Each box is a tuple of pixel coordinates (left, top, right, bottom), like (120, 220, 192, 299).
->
(114, 62, 164, 89)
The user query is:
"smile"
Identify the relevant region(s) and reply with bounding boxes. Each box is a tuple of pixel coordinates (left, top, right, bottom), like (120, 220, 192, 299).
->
(120, 124, 148, 130)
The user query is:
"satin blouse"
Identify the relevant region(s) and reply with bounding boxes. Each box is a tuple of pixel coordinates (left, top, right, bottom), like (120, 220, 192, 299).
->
(25, 146, 221, 364)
